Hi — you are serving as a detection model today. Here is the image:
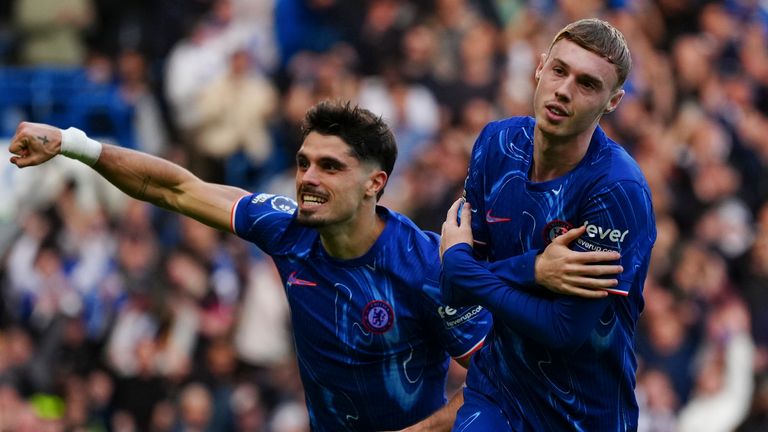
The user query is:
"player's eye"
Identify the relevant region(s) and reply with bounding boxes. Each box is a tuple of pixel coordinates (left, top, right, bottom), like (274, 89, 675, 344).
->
(296, 157, 309, 169)
(580, 80, 596, 90)
(321, 162, 341, 172)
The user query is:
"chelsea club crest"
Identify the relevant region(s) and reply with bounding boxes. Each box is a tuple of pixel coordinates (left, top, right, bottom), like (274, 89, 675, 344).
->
(543, 220, 573, 244)
(362, 300, 394, 333)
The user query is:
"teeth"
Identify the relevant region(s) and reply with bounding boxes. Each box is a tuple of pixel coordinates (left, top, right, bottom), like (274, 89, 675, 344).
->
(302, 195, 327, 206)
(550, 107, 564, 115)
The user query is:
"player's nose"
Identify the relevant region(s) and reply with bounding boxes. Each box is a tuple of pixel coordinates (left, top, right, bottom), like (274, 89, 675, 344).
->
(300, 165, 321, 185)
(554, 78, 574, 102)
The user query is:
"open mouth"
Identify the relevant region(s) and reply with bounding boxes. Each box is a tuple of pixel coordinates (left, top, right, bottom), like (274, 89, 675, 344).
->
(546, 103, 568, 117)
(301, 194, 328, 206)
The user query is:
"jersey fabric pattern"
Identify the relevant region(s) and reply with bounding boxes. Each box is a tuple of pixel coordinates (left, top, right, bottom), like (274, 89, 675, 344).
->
(232, 194, 491, 432)
(442, 116, 656, 431)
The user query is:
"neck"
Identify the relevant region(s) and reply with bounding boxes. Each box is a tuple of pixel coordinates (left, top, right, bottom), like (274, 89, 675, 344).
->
(319, 207, 386, 260)
(531, 125, 597, 182)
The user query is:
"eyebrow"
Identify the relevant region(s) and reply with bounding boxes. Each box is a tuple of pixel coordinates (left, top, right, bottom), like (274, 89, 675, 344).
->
(319, 156, 348, 169)
(296, 152, 350, 169)
(552, 58, 605, 89)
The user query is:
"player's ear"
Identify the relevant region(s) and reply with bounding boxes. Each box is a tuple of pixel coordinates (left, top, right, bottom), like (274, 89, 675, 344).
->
(604, 89, 625, 114)
(534, 53, 546, 81)
(366, 170, 388, 198)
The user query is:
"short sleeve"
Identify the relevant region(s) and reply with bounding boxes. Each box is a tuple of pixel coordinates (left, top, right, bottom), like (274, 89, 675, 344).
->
(231, 193, 298, 254)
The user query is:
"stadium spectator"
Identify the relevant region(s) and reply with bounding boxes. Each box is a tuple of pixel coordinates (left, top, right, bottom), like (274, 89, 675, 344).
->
(12, 0, 94, 66)
(164, 0, 251, 133)
(677, 300, 755, 432)
(115, 49, 171, 155)
(194, 49, 278, 188)
(636, 367, 679, 432)
(357, 63, 440, 175)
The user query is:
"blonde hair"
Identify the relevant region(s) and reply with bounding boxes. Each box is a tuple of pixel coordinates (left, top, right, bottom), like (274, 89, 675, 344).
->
(548, 18, 632, 88)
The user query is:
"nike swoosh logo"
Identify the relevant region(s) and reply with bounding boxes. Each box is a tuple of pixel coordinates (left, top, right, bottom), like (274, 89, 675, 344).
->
(552, 185, 562, 196)
(485, 210, 512, 223)
(287, 271, 317, 286)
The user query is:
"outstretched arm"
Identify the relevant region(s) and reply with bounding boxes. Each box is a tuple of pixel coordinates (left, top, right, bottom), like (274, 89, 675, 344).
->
(9, 122, 248, 232)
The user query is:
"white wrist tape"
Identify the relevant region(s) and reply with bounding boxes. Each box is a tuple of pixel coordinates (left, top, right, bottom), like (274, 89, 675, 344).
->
(60, 127, 103, 166)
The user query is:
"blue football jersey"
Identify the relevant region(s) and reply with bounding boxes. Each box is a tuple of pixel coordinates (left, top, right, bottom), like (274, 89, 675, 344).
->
(442, 117, 656, 431)
(232, 195, 491, 431)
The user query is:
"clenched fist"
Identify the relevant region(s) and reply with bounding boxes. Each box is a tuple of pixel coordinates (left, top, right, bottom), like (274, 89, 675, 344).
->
(8, 122, 62, 168)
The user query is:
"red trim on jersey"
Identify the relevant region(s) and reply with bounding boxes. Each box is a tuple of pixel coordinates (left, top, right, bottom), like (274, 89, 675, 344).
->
(230, 197, 241, 235)
(454, 337, 486, 363)
(605, 288, 629, 296)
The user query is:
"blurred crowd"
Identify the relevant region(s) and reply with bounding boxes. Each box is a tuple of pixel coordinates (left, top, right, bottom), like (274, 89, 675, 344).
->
(0, 0, 767, 431)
